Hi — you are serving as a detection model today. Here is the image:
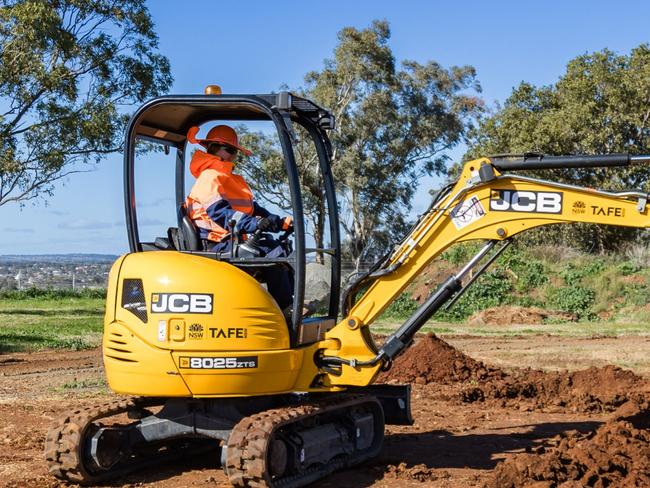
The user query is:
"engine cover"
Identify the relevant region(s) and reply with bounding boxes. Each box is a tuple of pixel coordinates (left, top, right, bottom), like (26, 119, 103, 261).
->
(103, 251, 303, 398)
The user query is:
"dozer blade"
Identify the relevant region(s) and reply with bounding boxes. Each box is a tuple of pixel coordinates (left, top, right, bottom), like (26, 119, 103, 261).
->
(225, 395, 384, 488)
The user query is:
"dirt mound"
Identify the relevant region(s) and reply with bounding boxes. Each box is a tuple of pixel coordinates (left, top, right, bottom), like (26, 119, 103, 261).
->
(468, 306, 576, 326)
(384, 462, 448, 482)
(463, 365, 648, 413)
(487, 399, 650, 488)
(377, 333, 501, 384)
(379, 334, 648, 412)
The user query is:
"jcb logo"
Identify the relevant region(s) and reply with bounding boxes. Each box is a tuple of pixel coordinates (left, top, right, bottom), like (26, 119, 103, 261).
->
(490, 190, 563, 214)
(151, 293, 213, 314)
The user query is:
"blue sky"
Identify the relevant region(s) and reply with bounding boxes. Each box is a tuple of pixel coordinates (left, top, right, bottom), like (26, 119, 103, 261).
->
(1, 0, 649, 255)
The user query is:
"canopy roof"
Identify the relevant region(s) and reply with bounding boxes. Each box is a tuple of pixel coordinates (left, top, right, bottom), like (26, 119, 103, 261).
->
(131, 93, 334, 146)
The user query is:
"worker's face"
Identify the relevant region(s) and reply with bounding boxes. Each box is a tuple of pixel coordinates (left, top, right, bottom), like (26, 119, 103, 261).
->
(208, 144, 238, 162)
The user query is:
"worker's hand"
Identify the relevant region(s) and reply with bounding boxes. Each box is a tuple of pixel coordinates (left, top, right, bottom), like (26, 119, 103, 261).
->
(257, 215, 283, 233)
(281, 216, 294, 233)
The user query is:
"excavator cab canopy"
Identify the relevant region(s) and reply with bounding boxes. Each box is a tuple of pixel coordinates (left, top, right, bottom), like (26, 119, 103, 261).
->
(123, 91, 341, 338)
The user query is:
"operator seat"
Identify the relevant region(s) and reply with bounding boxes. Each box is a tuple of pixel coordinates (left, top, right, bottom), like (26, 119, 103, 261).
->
(176, 205, 203, 251)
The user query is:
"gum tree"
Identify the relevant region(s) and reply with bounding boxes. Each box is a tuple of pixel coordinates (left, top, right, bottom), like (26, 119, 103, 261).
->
(241, 20, 482, 269)
(0, 0, 172, 205)
(466, 45, 650, 251)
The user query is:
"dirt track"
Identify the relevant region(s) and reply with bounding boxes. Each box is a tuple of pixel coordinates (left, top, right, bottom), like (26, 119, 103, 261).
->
(1, 336, 648, 488)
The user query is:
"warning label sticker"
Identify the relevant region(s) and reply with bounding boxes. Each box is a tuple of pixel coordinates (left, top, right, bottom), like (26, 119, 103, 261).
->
(450, 196, 486, 230)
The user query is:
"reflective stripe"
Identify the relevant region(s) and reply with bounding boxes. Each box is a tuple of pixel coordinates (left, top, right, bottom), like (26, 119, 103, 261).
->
(228, 198, 254, 207)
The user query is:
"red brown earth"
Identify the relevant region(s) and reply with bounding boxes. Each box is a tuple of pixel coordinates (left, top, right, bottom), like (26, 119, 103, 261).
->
(2, 336, 650, 487)
(380, 333, 650, 413)
(487, 398, 650, 488)
(468, 306, 576, 326)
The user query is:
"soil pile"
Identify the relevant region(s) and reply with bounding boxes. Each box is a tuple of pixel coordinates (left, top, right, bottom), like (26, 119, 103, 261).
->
(384, 462, 446, 482)
(462, 365, 648, 412)
(487, 399, 650, 488)
(379, 334, 648, 412)
(377, 333, 501, 384)
(468, 306, 576, 326)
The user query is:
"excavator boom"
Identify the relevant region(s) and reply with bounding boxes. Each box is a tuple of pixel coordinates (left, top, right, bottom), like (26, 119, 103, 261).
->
(319, 154, 650, 386)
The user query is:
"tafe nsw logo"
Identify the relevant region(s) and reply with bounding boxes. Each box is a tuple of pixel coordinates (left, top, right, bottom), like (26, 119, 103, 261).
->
(490, 190, 563, 214)
(150, 293, 213, 314)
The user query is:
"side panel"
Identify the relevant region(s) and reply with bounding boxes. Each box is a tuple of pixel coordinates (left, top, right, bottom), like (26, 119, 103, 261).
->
(104, 320, 191, 396)
(104, 251, 305, 397)
(171, 349, 303, 397)
(114, 251, 290, 351)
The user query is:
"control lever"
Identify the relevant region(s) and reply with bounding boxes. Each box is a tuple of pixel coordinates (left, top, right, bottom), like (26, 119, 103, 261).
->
(229, 219, 237, 257)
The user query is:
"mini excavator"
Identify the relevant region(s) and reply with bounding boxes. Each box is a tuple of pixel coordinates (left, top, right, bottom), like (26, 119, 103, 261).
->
(45, 88, 650, 487)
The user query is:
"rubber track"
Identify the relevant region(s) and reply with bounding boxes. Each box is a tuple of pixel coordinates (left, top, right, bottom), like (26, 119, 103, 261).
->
(44, 397, 161, 485)
(225, 395, 381, 488)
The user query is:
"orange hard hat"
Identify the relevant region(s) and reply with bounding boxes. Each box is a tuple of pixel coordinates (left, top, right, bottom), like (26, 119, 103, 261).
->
(186, 125, 252, 156)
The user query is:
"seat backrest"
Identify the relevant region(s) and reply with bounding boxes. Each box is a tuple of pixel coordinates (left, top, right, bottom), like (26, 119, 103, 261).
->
(177, 205, 203, 251)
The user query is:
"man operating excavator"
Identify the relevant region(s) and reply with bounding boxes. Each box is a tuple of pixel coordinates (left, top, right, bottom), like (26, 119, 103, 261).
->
(185, 124, 294, 311)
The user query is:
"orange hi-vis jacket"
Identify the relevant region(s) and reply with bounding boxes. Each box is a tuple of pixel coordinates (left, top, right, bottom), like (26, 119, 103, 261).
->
(185, 150, 270, 244)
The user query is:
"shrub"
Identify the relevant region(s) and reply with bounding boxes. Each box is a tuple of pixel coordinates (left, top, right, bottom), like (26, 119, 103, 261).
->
(617, 261, 640, 276)
(384, 293, 420, 318)
(437, 269, 512, 321)
(625, 243, 650, 268)
(441, 242, 483, 265)
(559, 261, 603, 286)
(500, 250, 548, 292)
(527, 244, 582, 262)
(546, 286, 595, 319)
(622, 283, 650, 307)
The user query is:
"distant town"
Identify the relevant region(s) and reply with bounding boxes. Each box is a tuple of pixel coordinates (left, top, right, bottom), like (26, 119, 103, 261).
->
(0, 255, 117, 290)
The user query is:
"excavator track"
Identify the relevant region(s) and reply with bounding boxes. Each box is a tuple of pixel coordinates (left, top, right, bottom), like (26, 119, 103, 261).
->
(225, 395, 384, 488)
(44, 397, 214, 485)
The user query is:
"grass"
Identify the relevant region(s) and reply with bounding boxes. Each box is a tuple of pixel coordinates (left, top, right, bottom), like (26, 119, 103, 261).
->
(0, 285, 649, 354)
(372, 319, 650, 337)
(58, 377, 108, 390)
(0, 296, 104, 353)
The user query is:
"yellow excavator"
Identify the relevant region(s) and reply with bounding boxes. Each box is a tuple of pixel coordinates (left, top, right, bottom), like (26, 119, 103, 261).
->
(45, 88, 650, 487)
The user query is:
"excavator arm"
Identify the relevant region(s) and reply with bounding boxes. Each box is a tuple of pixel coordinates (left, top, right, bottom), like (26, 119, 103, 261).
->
(314, 153, 650, 387)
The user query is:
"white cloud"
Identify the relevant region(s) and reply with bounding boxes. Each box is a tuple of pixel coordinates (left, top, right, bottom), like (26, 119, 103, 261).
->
(2, 227, 35, 233)
(112, 218, 167, 227)
(140, 197, 175, 208)
(60, 219, 113, 230)
(138, 217, 167, 227)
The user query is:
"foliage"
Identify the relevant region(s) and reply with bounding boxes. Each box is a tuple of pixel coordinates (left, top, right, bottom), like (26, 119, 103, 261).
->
(465, 45, 650, 251)
(546, 286, 595, 319)
(625, 243, 650, 268)
(239, 20, 482, 269)
(622, 283, 650, 307)
(0, 0, 172, 205)
(559, 261, 604, 286)
(383, 293, 419, 319)
(500, 249, 548, 292)
(617, 261, 640, 276)
(436, 269, 512, 320)
(375, 245, 650, 323)
(440, 242, 483, 265)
